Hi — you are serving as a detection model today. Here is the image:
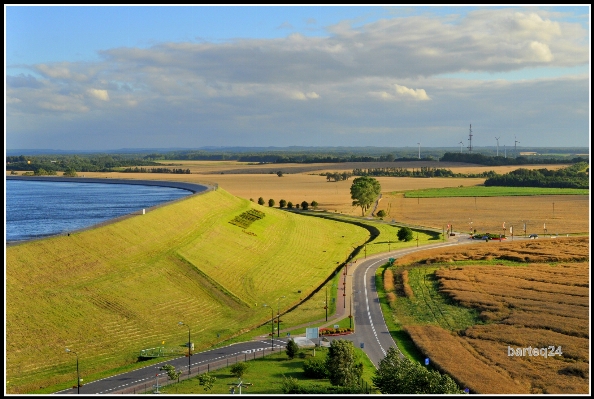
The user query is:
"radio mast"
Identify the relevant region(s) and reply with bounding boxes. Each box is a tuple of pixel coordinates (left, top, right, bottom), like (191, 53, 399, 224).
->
(467, 124, 473, 152)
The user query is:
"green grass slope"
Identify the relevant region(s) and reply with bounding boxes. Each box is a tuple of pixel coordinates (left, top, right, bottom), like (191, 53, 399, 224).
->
(6, 188, 369, 393)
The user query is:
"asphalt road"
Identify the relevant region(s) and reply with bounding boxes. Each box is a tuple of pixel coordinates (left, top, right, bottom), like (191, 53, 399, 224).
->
(56, 233, 530, 394)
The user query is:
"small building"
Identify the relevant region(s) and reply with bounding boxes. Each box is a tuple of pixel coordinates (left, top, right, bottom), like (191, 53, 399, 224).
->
(519, 152, 538, 156)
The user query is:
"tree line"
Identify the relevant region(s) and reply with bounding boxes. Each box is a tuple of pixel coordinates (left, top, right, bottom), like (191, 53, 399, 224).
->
(254, 197, 318, 210)
(440, 152, 587, 166)
(353, 167, 497, 178)
(484, 162, 589, 189)
(6, 154, 160, 173)
(122, 167, 191, 174)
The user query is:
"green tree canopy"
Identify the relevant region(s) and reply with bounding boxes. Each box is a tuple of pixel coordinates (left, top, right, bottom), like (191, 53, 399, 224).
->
(258, 197, 265, 206)
(268, 198, 275, 207)
(397, 227, 414, 242)
(350, 176, 381, 216)
(325, 339, 363, 387)
(285, 339, 299, 360)
(230, 362, 249, 378)
(301, 201, 309, 210)
(372, 347, 464, 394)
(279, 199, 287, 208)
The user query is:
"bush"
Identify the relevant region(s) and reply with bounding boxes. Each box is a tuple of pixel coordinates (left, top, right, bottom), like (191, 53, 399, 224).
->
(397, 227, 413, 242)
(287, 201, 293, 209)
(230, 362, 249, 378)
(377, 210, 386, 217)
(258, 197, 265, 205)
(301, 201, 309, 210)
(286, 339, 299, 360)
(303, 357, 328, 379)
(268, 198, 275, 207)
(279, 199, 287, 208)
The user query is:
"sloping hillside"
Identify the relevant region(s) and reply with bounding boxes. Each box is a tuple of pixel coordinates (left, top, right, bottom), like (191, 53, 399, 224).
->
(6, 188, 369, 393)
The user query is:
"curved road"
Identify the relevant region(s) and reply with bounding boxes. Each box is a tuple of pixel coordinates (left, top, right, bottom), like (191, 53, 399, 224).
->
(56, 233, 528, 394)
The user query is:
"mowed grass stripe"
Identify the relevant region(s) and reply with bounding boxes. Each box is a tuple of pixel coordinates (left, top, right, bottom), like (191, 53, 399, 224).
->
(6, 188, 369, 393)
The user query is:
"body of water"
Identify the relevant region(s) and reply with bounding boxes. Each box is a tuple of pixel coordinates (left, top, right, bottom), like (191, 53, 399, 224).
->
(6, 179, 193, 243)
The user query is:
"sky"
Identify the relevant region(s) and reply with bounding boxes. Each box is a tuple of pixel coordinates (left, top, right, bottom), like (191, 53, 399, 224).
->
(4, 5, 591, 151)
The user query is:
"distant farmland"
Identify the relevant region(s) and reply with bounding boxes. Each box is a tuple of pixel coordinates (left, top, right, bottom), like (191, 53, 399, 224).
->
(383, 237, 589, 394)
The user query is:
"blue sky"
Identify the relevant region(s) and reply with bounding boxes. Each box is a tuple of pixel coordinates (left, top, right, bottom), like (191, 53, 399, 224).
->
(5, 5, 591, 150)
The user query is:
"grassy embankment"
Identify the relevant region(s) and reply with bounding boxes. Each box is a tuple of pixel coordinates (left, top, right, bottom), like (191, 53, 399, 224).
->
(6, 188, 370, 394)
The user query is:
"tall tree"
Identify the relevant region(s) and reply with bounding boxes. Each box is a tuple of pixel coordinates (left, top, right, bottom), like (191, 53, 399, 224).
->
(325, 339, 363, 387)
(350, 176, 381, 216)
(372, 347, 463, 394)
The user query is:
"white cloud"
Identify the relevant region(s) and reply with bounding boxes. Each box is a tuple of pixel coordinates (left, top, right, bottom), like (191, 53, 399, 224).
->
(87, 89, 110, 101)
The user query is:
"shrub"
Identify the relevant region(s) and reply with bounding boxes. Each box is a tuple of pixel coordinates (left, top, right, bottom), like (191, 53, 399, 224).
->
(397, 227, 414, 242)
(303, 357, 328, 379)
(257, 197, 265, 205)
(286, 339, 299, 359)
(377, 210, 386, 217)
(230, 362, 249, 378)
(301, 201, 309, 210)
(287, 201, 293, 209)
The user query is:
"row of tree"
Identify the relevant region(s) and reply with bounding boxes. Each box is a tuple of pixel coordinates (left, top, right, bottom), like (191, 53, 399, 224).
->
(121, 167, 191, 174)
(322, 172, 353, 181)
(484, 162, 589, 189)
(440, 152, 587, 166)
(254, 197, 318, 210)
(353, 167, 497, 178)
(6, 154, 161, 173)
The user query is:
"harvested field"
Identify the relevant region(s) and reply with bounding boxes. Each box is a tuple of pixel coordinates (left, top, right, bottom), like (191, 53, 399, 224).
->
(32, 160, 586, 230)
(397, 238, 589, 394)
(394, 236, 590, 265)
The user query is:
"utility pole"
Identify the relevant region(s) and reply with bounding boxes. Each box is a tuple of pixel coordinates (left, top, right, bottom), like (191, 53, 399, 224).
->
(467, 124, 473, 152)
(495, 137, 500, 156)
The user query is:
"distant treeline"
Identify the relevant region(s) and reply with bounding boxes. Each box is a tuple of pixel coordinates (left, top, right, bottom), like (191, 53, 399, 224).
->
(440, 152, 588, 166)
(352, 167, 497, 178)
(6, 154, 160, 173)
(484, 162, 589, 189)
(122, 167, 191, 174)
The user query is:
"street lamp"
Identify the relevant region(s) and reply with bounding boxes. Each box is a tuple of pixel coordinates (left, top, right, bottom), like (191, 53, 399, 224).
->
(263, 304, 274, 350)
(324, 286, 328, 322)
(65, 348, 80, 394)
(178, 321, 191, 375)
(276, 296, 285, 337)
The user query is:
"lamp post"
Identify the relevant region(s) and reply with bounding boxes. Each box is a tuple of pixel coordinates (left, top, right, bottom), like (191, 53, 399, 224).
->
(263, 304, 274, 350)
(65, 348, 80, 394)
(276, 296, 285, 337)
(178, 321, 191, 376)
(324, 286, 328, 322)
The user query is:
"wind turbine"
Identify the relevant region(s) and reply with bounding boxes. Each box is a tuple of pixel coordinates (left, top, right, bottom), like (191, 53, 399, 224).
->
(514, 136, 520, 156)
(459, 141, 463, 153)
(417, 143, 421, 159)
(495, 137, 500, 156)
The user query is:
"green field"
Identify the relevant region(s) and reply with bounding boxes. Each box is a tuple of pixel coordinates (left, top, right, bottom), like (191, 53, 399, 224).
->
(400, 186, 589, 198)
(155, 346, 376, 394)
(6, 188, 370, 394)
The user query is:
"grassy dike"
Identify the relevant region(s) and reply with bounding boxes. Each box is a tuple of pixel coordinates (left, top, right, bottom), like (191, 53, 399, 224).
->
(5, 188, 369, 394)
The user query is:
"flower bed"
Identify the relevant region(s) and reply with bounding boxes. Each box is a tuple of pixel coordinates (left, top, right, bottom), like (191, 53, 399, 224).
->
(319, 327, 353, 336)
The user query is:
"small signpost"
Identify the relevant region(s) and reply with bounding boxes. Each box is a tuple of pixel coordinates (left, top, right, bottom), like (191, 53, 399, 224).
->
(229, 378, 252, 394)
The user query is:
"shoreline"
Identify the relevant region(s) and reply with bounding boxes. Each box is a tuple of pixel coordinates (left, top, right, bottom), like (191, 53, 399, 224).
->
(6, 175, 214, 193)
(5, 176, 217, 246)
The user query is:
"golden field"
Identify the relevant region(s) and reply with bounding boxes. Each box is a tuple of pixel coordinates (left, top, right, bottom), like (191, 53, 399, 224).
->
(396, 237, 589, 394)
(20, 160, 586, 233)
